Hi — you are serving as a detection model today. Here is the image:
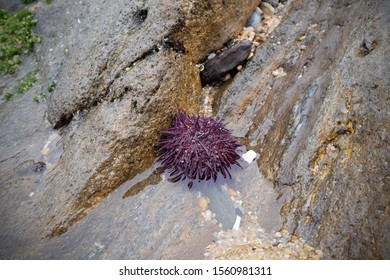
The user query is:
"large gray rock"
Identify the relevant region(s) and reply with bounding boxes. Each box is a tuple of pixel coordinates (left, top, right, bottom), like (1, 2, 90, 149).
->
(33, 0, 261, 237)
(42, 0, 261, 128)
(217, 0, 390, 259)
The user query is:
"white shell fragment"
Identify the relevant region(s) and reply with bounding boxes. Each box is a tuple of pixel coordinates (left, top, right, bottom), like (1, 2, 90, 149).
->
(242, 150, 257, 163)
(232, 215, 242, 230)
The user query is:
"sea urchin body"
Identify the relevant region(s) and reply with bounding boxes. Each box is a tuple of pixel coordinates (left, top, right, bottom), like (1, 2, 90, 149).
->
(156, 112, 242, 188)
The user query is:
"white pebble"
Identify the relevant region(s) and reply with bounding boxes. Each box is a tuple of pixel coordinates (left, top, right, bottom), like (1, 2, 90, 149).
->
(244, 26, 255, 32)
(260, 2, 275, 17)
(248, 31, 256, 41)
(272, 67, 287, 78)
(29, 192, 34, 197)
(242, 150, 257, 163)
(204, 210, 213, 221)
(207, 53, 216, 60)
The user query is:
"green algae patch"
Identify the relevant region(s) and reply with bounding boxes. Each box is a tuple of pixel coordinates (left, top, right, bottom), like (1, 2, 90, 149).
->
(0, 9, 40, 76)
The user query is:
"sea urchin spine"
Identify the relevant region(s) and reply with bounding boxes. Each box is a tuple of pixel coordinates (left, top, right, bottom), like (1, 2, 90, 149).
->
(156, 112, 242, 188)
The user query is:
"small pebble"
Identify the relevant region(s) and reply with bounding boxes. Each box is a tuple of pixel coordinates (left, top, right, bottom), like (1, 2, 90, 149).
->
(234, 199, 242, 207)
(198, 197, 208, 211)
(204, 210, 213, 221)
(32, 161, 46, 172)
(244, 26, 255, 32)
(248, 31, 256, 41)
(223, 73, 231, 81)
(93, 242, 104, 253)
(29, 192, 34, 197)
(207, 53, 216, 60)
(315, 250, 324, 258)
(40, 149, 49, 156)
(311, 254, 321, 260)
(257, 33, 268, 41)
(272, 67, 287, 78)
(299, 35, 306, 42)
(227, 188, 238, 197)
(260, 2, 275, 17)
(262, 0, 279, 8)
(275, 232, 282, 238)
(245, 11, 262, 28)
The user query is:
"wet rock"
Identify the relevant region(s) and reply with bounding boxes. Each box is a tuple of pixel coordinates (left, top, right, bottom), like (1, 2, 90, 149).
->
(33, 0, 261, 238)
(200, 40, 253, 85)
(1, 0, 389, 261)
(245, 10, 262, 28)
(44, 0, 262, 128)
(170, 0, 261, 63)
(217, 0, 390, 259)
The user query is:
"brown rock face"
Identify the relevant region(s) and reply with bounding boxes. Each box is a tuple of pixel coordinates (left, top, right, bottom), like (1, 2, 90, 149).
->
(1, 0, 389, 260)
(44, 51, 201, 237)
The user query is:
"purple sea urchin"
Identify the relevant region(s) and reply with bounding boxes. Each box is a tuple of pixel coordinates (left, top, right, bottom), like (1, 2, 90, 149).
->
(156, 112, 242, 188)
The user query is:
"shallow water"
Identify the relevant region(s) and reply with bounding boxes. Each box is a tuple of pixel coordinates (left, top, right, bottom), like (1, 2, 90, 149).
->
(2, 143, 284, 259)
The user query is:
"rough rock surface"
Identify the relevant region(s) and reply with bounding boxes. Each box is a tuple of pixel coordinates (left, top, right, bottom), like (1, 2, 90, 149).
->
(0, 0, 261, 256)
(33, 0, 261, 237)
(217, 0, 390, 259)
(200, 40, 253, 85)
(0, 0, 389, 260)
(44, 0, 261, 128)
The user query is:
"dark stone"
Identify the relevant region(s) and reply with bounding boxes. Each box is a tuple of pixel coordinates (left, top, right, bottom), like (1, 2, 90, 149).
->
(32, 162, 46, 173)
(133, 9, 148, 25)
(200, 40, 252, 85)
(236, 208, 243, 217)
(262, 0, 279, 8)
